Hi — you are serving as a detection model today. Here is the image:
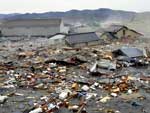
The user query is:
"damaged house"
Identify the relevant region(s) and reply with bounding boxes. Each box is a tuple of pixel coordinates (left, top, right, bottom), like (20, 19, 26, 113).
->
(112, 47, 149, 66)
(113, 47, 145, 58)
(65, 32, 103, 47)
(101, 25, 143, 42)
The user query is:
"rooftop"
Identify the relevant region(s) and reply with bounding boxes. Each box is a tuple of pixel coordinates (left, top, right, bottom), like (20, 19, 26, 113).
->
(1, 18, 62, 27)
(105, 25, 127, 32)
(66, 32, 100, 45)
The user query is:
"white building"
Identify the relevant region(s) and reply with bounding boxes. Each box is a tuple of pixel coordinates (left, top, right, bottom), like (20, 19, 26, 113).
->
(0, 19, 69, 37)
(48, 33, 66, 45)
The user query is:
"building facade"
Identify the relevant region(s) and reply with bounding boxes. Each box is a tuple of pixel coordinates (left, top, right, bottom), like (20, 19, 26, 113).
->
(0, 19, 69, 37)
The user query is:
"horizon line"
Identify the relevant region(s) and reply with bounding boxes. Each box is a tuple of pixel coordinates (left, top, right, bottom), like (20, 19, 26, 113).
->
(0, 8, 149, 15)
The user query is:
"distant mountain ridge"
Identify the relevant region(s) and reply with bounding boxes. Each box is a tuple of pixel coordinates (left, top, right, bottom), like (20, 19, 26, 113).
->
(0, 8, 137, 23)
(0, 13, 19, 19)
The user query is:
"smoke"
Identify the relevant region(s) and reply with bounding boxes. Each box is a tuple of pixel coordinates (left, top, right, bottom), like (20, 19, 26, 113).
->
(100, 15, 125, 28)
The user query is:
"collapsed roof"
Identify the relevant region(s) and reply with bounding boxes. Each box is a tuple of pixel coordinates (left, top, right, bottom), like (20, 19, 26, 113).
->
(113, 47, 144, 58)
(104, 25, 143, 35)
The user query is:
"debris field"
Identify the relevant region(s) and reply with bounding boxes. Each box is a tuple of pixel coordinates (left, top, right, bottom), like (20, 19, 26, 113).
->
(0, 41, 150, 113)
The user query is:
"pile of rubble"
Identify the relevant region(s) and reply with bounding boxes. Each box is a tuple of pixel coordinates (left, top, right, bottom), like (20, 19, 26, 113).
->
(0, 44, 150, 113)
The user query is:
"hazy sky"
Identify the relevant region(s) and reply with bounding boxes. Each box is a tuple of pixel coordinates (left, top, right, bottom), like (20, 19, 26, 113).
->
(0, 0, 149, 14)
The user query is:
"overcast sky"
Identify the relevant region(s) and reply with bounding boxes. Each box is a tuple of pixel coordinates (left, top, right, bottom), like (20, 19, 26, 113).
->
(0, 0, 149, 14)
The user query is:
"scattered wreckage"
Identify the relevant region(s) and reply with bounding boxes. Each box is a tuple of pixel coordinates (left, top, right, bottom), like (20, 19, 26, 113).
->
(0, 44, 150, 113)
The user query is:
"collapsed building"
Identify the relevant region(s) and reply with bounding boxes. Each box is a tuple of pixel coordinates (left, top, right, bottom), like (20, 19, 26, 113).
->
(100, 25, 143, 42)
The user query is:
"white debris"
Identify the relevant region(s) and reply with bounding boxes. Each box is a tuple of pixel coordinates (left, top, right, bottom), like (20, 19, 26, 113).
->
(68, 105, 79, 110)
(115, 110, 121, 113)
(15, 93, 24, 96)
(143, 48, 148, 57)
(94, 82, 99, 87)
(40, 96, 49, 101)
(90, 85, 96, 90)
(59, 92, 68, 100)
(127, 89, 133, 94)
(0, 95, 8, 103)
(81, 85, 90, 91)
(90, 62, 97, 72)
(2, 85, 15, 89)
(111, 93, 118, 97)
(145, 81, 149, 84)
(48, 103, 56, 110)
(100, 96, 111, 103)
(59, 90, 71, 100)
(86, 93, 97, 100)
(29, 108, 42, 113)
